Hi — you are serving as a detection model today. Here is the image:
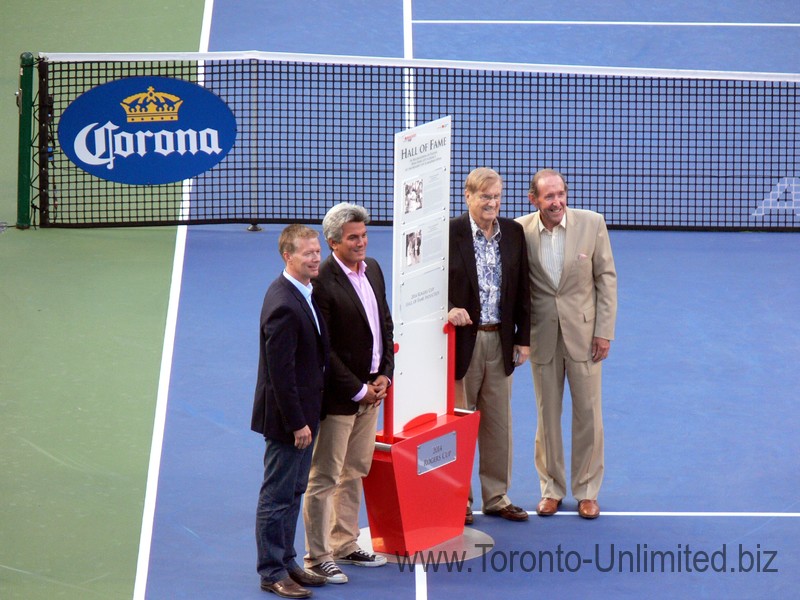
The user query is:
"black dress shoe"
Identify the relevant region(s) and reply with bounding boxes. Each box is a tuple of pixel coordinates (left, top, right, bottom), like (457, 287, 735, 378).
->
(483, 503, 529, 521)
(261, 576, 312, 598)
(289, 568, 327, 587)
(465, 506, 474, 525)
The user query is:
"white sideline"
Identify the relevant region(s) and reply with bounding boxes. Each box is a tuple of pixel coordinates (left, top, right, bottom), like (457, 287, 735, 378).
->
(131, 223, 188, 600)
(131, 0, 213, 597)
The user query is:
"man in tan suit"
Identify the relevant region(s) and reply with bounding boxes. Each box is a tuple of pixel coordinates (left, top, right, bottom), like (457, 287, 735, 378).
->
(516, 169, 617, 519)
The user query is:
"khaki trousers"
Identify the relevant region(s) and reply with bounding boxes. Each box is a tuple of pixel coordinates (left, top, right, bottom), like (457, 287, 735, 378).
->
(455, 330, 513, 513)
(303, 403, 378, 566)
(531, 328, 604, 501)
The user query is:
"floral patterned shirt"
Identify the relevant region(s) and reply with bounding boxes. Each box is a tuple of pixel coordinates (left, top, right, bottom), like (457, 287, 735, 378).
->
(469, 216, 502, 325)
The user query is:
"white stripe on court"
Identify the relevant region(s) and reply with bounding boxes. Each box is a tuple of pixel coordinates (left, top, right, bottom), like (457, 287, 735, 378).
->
(415, 564, 427, 600)
(413, 20, 800, 28)
(403, 0, 414, 59)
(521, 511, 800, 518)
(132, 224, 188, 600)
(406, 8, 423, 599)
(198, 0, 214, 53)
(132, 1, 213, 597)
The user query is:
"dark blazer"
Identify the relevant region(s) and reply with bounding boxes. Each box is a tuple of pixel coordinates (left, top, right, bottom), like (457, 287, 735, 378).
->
(250, 274, 329, 444)
(449, 213, 531, 380)
(312, 255, 394, 416)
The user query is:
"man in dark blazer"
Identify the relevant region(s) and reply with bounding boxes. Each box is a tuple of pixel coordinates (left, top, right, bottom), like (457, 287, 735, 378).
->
(303, 203, 394, 584)
(448, 167, 531, 524)
(251, 224, 330, 599)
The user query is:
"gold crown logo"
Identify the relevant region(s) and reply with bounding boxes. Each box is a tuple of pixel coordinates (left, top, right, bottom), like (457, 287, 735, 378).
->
(120, 86, 183, 123)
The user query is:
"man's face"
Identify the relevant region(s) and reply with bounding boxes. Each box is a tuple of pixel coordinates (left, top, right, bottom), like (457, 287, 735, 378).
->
(466, 180, 502, 229)
(530, 173, 567, 230)
(331, 220, 368, 270)
(285, 236, 322, 284)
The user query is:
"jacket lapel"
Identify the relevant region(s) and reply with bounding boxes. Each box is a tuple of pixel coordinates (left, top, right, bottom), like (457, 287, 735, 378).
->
(283, 277, 321, 336)
(558, 208, 579, 292)
(456, 215, 480, 298)
(330, 256, 370, 327)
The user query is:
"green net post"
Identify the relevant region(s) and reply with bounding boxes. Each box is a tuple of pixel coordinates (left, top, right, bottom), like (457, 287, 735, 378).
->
(16, 52, 34, 229)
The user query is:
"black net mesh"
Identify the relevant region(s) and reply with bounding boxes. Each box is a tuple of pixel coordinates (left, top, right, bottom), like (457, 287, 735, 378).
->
(37, 55, 800, 230)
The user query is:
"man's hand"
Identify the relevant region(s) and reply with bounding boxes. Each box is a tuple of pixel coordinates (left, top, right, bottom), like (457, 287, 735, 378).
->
(372, 375, 390, 397)
(513, 345, 530, 367)
(447, 307, 473, 327)
(293, 425, 312, 449)
(591, 337, 611, 363)
(361, 376, 389, 407)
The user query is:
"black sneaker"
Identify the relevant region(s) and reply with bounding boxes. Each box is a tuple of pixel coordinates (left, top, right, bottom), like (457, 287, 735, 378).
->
(337, 549, 388, 567)
(309, 561, 348, 584)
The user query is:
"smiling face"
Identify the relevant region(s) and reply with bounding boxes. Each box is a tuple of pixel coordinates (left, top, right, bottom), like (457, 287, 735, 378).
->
(466, 179, 502, 231)
(330, 220, 368, 271)
(530, 172, 568, 231)
(284, 235, 322, 285)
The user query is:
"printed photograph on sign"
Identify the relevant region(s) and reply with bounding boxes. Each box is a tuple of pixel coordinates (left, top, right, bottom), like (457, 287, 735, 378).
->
(405, 230, 422, 266)
(404, 177, 423, 214)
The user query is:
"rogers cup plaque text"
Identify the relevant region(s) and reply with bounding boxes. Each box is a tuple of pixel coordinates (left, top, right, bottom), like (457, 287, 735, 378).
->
(417, 432, 457, 475)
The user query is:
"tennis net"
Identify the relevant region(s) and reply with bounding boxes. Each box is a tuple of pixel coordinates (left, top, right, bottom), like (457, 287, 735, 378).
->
(28, 51, 800, 230)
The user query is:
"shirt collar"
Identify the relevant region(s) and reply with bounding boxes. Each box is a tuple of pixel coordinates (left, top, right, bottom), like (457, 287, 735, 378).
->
(282, 270, 313, 300)
(537, 209, 568, 233)
(332, 253, 367, 276)
(468, 214, 501, 241)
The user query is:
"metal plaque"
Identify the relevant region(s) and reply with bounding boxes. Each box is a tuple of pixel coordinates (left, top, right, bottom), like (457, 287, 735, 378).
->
(417, 431, 457, 475)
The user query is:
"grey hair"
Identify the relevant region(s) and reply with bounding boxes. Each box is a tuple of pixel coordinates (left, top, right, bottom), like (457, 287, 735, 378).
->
(322, 202, 371, 245)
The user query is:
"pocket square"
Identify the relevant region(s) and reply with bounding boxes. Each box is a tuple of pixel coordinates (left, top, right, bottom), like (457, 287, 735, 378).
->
(577, 253, 589, 260)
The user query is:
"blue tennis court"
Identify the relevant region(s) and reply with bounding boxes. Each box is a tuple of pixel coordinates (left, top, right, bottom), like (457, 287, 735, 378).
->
(0, 0, 800, 600)
(134, 2, 800, 598)
(143, 224, 800, 599)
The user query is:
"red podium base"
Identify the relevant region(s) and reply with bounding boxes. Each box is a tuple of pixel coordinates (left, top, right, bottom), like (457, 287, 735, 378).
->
(363, 411, 480, 556)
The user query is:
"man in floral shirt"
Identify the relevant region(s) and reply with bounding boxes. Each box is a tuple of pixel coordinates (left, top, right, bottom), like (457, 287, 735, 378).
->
(448, 167, 531, 525)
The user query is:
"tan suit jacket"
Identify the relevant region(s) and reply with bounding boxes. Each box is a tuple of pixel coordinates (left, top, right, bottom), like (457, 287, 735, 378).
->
(516, 208, 617, 363)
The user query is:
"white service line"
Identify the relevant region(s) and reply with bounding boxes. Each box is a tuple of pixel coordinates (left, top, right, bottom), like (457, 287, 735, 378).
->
(413, 20, 800, 28)
(550, 511, 800, 518)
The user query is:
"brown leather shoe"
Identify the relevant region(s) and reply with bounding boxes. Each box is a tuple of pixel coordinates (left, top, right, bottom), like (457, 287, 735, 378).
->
(289, 567, 326, 587)
(261, 576, 312, 598)
(578, 499, 600, 519)
(483, 503, 529, 521)
(536, 497, 562, 516)
(465, 506, 474, 525)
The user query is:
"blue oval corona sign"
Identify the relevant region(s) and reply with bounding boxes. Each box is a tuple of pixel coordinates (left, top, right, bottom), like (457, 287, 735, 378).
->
(58, 76, 237, 185)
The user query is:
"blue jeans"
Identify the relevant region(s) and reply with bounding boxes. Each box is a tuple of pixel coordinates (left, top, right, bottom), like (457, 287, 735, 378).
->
(256, 436, 314, 584)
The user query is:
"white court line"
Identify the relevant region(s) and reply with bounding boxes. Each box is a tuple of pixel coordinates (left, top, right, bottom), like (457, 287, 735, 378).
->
(132, 1, 212, 598)
(404, 9, 426, 600)
(413, 20, 800, 28)
(132, 224, 188, 600)
(521, 511, 800, 518)
(415, 564, 427, 600)
(199, 0, 215, 52)
(403, 0, 414, 59)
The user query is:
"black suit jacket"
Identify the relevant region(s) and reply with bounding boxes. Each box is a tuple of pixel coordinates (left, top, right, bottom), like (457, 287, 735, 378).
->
(448, 213, 530, 380)
(312, 255, 394, 416)
(250, 274, 329, 444)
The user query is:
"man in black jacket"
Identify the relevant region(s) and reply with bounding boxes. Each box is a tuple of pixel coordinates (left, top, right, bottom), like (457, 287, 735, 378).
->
(303, 203, 394, 584)
(448, 168, 531, 524)
(251, 224, 330, 598)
